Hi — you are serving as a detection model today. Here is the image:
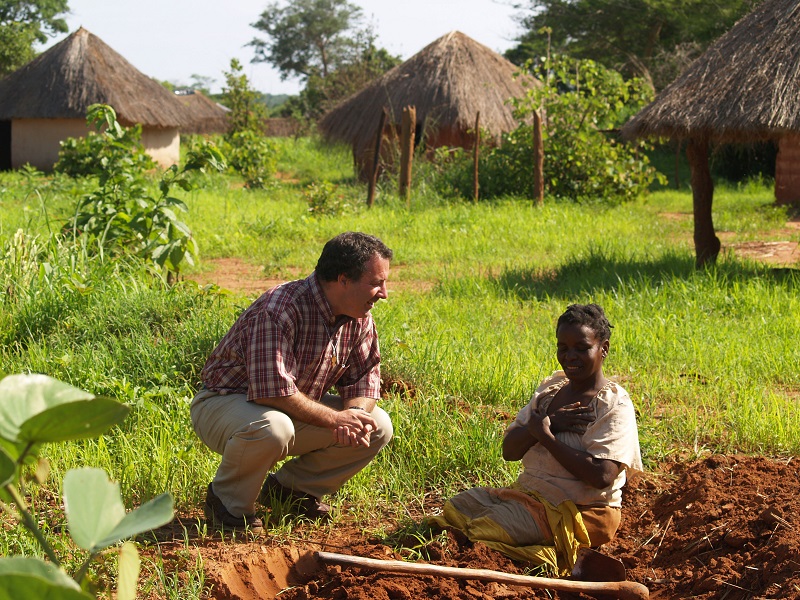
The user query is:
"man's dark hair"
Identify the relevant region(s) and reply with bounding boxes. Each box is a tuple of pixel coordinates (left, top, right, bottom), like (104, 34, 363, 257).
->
(315, 232, 393, 282)
(556, 303, 613, 342)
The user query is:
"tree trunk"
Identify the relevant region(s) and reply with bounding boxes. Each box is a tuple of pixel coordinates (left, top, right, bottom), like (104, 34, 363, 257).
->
(367, 108, 387, 208)
(399, 106, 416, 206)
(533, 110, 544, 206)
(473, 111, 480, 203)
(686, 138, 720, 267)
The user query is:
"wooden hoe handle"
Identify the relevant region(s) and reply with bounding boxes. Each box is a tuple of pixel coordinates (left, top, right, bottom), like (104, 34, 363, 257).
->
(316, 551, 649, 600)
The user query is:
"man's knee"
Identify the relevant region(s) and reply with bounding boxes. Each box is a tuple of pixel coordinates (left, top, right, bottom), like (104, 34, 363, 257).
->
(240, 410, 296, 452)
(369, 406, 393, 449)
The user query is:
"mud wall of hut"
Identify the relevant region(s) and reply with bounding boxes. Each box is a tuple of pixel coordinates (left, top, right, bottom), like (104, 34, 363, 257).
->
(776, 135, 800, 205)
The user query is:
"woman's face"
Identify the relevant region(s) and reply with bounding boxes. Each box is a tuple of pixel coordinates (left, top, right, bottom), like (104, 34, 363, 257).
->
(556, 322, 609, 383)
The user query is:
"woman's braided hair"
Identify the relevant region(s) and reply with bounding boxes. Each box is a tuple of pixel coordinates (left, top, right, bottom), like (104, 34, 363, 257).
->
(556, 303, 613, 342)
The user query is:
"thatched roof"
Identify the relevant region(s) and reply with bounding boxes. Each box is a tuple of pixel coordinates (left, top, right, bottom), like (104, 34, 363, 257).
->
(175, 90, 229, 134)
(0, 27, 189, 128)
(622, 0, 800, 143)
(319, 31, 537, 150)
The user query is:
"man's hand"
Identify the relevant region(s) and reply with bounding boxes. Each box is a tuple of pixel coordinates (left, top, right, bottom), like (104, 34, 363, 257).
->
(333, 408, 377, 447)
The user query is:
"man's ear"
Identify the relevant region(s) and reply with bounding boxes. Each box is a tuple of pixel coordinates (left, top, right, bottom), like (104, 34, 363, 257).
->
(337, 273, 349, 286)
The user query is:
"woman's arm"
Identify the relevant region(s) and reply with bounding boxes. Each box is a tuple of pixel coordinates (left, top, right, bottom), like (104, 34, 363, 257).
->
(527, 407, 622, 489)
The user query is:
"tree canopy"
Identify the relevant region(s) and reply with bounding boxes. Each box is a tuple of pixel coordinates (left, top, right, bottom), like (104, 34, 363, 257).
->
(507, 0, 760, 90)
(250, 0, 364, 81)
(250, 0, 400, 120)
(0, 0, 68, 76)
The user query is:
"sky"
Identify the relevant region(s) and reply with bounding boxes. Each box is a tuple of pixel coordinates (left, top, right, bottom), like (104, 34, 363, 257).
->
(40, 0, 524, 96)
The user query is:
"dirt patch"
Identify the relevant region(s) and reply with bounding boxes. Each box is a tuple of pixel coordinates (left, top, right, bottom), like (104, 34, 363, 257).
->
(724, 240, 799, 265)
(143, 455, 800, 599)
(187, 258, 434, 297)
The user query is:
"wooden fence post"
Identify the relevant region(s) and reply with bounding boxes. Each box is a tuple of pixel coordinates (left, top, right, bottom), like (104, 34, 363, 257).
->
(367, 108, 387, 208)
(473, 111, 480, 203)
(399, 106, 416, 206)
(533, 109, 544, 205)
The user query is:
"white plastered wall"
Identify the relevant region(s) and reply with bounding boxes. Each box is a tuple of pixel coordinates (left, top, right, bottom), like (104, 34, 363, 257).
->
(11, 119, 89, 170)
(11, 119, 180, 170)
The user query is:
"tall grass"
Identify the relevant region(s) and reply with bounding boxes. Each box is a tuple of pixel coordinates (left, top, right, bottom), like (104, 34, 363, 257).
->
(1, 140, 799, 588)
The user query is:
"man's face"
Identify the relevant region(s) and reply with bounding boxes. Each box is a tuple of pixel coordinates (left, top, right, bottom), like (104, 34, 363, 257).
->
(338, 254, 390, 319)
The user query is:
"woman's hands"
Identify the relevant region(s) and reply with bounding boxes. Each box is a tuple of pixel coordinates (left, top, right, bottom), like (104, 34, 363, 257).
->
(529, 401, 593, 440)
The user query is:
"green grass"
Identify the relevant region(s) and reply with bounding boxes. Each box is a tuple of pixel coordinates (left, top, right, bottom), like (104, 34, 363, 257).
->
(1, 137, 799, 596)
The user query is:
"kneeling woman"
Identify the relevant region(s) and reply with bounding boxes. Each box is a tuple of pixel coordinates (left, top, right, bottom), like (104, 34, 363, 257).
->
(430, 304, 642, 574)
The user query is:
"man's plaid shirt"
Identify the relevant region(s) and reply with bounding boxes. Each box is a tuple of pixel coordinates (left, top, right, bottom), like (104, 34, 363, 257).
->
(201, 273, 382, 403)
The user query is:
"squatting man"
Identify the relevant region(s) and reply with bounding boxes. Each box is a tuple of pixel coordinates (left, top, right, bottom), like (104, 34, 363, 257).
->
(191, 231, 394, 532)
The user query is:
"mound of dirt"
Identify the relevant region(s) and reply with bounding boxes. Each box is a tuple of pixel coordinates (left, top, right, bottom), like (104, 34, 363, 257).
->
(147, 455, 800, 599)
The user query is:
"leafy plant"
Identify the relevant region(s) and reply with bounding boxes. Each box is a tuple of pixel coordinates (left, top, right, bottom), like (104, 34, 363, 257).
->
(54, 108, 155, 178)
(221, 60, 276, 189)
(303, 180, 351, 215)
(221, 130, 277, 190)
(434, 56, 664, 203)
(0, 373, 174, 599)
(62, 104, 227, 280)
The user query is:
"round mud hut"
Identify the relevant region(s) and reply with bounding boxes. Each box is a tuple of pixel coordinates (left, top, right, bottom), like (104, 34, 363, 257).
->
(319, 31, 538, 181)
(622, 0, 800, 266)
(0, 27, 190, 171)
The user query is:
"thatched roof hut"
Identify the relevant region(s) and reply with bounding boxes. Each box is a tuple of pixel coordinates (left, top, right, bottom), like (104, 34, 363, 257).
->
(622, 0, 800, 265)
(0, 27, 190, 170)
(175, 90, 229, 135)
(319, 31, 537, 179)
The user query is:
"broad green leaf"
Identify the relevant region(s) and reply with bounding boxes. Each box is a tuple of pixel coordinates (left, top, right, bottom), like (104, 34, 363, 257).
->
(0, 374, 128, 444)
(0, 557, 92, 600)
(0, 375, 92, 441)
(64, 468, 173, 553)
(18, 399, 129, 444)
(103, 493, 173, 545)
(116, 542, 141, 600)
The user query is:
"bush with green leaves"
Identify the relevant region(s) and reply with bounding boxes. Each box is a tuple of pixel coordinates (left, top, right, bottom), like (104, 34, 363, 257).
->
(0, 374, 173, 599)
(220, 130, 278, 190)
(304, 180, 352, 215)
(61, 105, 227, 280)
(221, 59, 276, 189)
(54, 109, 155, 178)
(435, 56, 664, 203)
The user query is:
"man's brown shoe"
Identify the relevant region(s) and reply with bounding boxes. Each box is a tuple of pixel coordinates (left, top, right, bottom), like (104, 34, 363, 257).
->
(204, 483, 264, 533)
(259, 474, 331, 520)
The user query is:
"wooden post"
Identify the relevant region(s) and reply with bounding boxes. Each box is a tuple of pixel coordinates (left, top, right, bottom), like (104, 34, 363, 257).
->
(399, 106, 416, 206)
(473, 111, 480, 203)
(533, 109, 544, 205)
(674, 139, 681, 189)
(367, 108, 387, 208)
(686, 137, 720, 267)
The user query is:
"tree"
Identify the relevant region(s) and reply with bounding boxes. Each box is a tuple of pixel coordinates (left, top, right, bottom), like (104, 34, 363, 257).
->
(250, 0, 364, 82)
(0, 0, 69, 76)
(277, 29, 400, 120)
(507, 0, 759, 90)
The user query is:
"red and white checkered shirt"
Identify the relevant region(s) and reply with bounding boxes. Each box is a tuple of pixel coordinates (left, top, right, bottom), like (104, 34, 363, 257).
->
(201, 273, 382, 403)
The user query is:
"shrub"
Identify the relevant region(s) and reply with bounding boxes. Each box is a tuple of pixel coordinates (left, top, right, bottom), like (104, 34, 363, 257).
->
(54, 112, 155, 178)
(61, 105, 226, 280)
(434, 56, 664, 203)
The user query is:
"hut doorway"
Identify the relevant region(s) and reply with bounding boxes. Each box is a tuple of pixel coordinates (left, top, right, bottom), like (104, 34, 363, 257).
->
(0, 121, 10, 170)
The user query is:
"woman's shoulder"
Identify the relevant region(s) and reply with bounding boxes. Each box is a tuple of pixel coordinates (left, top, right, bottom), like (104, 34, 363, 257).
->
(535, 370, 568, 394)
(596, 379, 634, 409)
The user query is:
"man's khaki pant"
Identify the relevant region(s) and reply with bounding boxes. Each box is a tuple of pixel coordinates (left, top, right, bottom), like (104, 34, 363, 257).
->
(190, 388, 393, 517)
